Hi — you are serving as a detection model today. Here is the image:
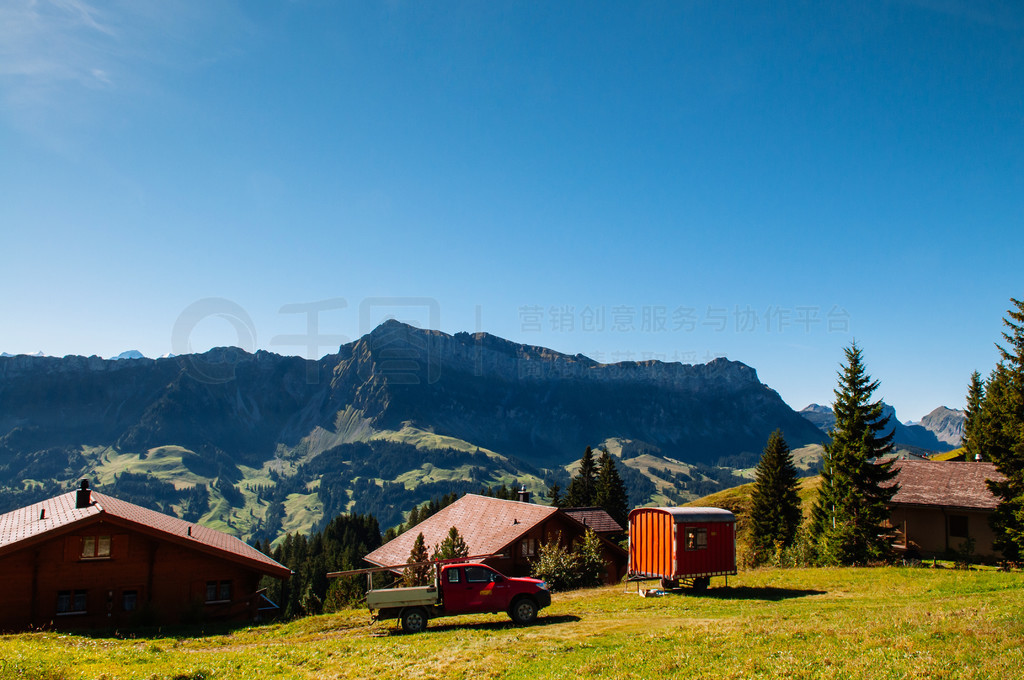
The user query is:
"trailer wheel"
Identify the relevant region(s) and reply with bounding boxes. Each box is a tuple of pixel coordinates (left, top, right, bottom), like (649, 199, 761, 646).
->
(509, 597, 538, 625)
(400, 607, 428, 633)
(692, 577, 710, 592)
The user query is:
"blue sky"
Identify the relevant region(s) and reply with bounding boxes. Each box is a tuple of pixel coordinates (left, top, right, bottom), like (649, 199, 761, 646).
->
(1, 1, 1022, 422)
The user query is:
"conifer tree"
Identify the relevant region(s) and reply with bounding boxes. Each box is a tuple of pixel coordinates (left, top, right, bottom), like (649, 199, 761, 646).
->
(962, 371, 986, 461)
(432, 526, 470, 561)
(984, 298, 1024, 560)
(565, 446, 598, 507)
(748, 430, 801, 564)
(594, 448, 629, 530)
(547, 481, 563, 508)
(403, 532, 432, 587)
(809, 343, 898, 565)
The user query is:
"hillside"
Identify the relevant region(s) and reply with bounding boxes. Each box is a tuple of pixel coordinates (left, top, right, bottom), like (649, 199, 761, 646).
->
(0, 321, 825, 539)
(3, 568, 1022, 679)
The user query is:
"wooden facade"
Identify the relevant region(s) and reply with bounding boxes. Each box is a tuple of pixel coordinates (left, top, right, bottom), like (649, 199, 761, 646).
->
(0, 484, 290, 631)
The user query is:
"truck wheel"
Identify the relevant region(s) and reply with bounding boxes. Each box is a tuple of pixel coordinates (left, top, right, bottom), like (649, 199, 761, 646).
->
(401, 607, 428, 633)
(509, 597, 538, 625)
(692, 577, 710, 592)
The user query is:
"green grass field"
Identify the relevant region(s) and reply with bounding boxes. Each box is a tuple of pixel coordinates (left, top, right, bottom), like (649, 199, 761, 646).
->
(4, 566, 1022, 679)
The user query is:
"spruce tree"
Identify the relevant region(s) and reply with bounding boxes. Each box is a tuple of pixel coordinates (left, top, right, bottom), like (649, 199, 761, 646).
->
(547, 481, 563, 508)
(809, 343, 898, 565)
(748, 429, 802, 565)
(594, 448, 630, 530)
(432, 526, 470, 561)
(984, 298, 1024, 560)
(565, 446, 598, 507)
(962, 371, 986, 462)
(403, 532, 432, 586)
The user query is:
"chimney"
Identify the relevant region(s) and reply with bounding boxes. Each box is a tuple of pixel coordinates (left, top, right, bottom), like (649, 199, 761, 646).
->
(974, 454, 983, 462)
(516, 485, 530, 503)
(76, 479, 91, 509)
(39, 509, 46, 520)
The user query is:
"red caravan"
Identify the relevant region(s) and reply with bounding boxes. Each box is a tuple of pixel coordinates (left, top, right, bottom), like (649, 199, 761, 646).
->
(628, 507, 737, 590)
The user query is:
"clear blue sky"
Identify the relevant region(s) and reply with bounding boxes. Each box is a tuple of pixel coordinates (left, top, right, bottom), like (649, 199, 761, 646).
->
(2, 1, 1022, 422)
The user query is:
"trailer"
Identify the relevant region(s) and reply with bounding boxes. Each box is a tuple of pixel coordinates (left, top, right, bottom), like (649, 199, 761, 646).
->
(329, 554, 551, 633)
(628, 506, 737, 590)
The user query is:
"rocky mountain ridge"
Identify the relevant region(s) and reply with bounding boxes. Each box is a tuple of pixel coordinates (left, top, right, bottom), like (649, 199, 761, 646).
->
(798, 402, 958, 452)
(1, 320, 826, 538)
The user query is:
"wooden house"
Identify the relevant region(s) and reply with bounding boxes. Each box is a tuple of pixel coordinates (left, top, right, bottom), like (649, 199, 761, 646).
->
(364, 493, 627, 584)
(886, 460, 1005, 559)
(0, 481, 290, 631)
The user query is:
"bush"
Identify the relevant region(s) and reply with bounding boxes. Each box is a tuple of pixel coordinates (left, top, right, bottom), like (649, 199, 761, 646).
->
(531, 530, 605, 591)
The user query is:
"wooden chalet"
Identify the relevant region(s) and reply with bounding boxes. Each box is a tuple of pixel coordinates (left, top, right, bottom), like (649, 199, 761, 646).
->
(364, 493, 627, 584)
(885, 460, 1005, 559)
(0, 481, 291, 631)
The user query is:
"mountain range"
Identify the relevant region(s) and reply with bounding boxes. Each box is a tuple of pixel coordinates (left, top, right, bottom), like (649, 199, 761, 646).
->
(1, 320, 832, 538)
(1, 321, 961, 542)
(798, 403, 962, 452)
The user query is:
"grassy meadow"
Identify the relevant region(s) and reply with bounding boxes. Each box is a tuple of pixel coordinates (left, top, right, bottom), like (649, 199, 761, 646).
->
(3, 566, 1022, 680)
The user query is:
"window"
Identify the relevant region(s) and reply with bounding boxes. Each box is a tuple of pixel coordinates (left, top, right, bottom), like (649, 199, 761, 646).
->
(684, 527, 708, 551)
(949, 515, 969, 539)
(122, 590, 138, 612)
(520, 538, 538, 558)
(206, 580, 232, 603)
(56, 590, 87, 615)
(465, 566, 498, 583)
(81, 535, 111, 559)
(446, 568, 461, 584)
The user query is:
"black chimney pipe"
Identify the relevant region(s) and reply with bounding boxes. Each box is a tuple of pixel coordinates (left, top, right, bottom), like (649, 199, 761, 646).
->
(76, 479, 91, 509)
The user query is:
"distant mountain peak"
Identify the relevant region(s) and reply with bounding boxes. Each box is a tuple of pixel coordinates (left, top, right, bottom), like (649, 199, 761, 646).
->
(110, 350, 146, 361)
(798, 402, 956, 452)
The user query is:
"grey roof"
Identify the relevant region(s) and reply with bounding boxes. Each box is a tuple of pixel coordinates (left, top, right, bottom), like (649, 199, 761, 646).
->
(630, 507, 736, 523)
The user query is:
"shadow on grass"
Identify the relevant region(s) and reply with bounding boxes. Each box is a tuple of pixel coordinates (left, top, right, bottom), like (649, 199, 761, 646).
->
(397, 614, 582, 635)
(39, 617, 280, 641)
(672, 586, 826, 601)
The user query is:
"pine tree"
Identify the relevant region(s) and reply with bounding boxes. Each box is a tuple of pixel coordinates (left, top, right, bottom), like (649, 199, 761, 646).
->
(984, 298, 1024, 560)
(748, 430, 802, 565)
(594, 448, 629, 530)
(565, 446, 597, 507)
(547, 481, 563, 508)
(432, 526, 470, 561)
(403, 532, 432, 587)
(962, 371, 986, 462)
(809, 343, 899, 565)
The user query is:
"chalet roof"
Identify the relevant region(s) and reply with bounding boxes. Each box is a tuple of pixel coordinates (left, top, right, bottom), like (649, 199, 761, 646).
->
(0, 489, 290, 578)
(364, 494, 559, 568)
(563, 507, 623, 534)
(887, 460, 1004, 511)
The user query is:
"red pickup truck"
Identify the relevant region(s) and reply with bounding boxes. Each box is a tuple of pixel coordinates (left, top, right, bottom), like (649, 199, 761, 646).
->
(365, 562, 551, 633)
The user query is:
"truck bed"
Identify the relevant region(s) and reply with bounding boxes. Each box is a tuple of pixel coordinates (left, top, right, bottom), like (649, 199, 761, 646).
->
(366, 585, 438, 610)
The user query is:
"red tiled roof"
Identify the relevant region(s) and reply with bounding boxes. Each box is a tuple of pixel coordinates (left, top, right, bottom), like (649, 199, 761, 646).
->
(365, 494, 559, 568)
(0, 490, 290, 578)
(887, 460, 1004, 511)
(563, 507, 623, 534)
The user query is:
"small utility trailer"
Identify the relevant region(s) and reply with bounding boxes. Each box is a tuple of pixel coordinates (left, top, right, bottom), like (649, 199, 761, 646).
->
(329, 554, 551, 633)
(628, 507, 737, 590)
